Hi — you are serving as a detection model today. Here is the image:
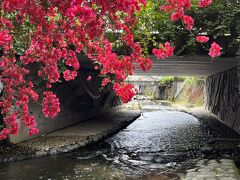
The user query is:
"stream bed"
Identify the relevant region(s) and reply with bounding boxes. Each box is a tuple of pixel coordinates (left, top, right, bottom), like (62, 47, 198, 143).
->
(0, 108, 240, 180)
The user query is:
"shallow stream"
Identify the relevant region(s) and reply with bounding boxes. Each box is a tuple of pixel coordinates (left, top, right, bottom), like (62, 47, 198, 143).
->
(0, 108, 240, 180)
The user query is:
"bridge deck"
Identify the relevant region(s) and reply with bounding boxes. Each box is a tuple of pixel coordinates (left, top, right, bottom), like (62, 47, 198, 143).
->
(134, 55, 239, 76)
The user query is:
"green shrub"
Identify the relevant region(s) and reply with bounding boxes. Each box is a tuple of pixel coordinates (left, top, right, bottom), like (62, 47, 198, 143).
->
(159, 76, 185, 86)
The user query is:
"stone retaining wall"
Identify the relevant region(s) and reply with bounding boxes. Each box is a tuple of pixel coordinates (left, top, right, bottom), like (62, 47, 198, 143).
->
(206, 67, 240, 134)
(238, 58, 240, 94)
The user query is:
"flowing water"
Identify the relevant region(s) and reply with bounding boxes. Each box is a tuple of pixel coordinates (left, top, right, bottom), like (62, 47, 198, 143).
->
(0, 108, 240, 180)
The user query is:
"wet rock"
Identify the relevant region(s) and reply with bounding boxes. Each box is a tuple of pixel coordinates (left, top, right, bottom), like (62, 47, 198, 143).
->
(120, 154, 129, 161)
(187, 168, 197, 173)
(65, 145, 76, 151)
(130, 153, 138, 158)
(139, 154, 154, 161)
(197, 159, 207, 165)
(49, 148, 58, 155)
(59, 147, 69, 153)
(154, 157, 164, 163)
(128, 159, 149, 166)
(77, 154, 97, 160)
(221, 154, 231, 158)
(35, 150, 47, 157)
(201, 145, 214, 155)
(165, 162, 177, 168)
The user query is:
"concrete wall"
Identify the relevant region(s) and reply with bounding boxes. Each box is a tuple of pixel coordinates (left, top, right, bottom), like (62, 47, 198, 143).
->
(238, 59, 240, 94)
(9, 57, 121, 144)
(206, 67, 240, 134)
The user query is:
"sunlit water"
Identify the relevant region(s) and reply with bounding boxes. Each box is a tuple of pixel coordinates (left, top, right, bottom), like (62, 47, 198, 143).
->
(0, 109, 239, 180)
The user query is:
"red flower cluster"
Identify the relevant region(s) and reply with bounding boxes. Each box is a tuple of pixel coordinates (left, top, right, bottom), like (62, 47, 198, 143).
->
(209, 42, 221, 57)
(102, 78, 111, 87)
(0, 0, 147, 139)
(63, 70, 78, 81)
(22, 115, 39, 136)
(152, 42, 174, 59)
(113, 83, 136, 103)
(87, 76, 92, 81)
(161, 0, 212, 30)
(183, 15, 194, 30)
(161, 0, 193, 30)
(0, 54, 39, 138)
(139, 57, 152, 71)
(42, 91, 61, 118)
(2, 0, 26, 11)
(198, 0, 212, 7)
(196, 36, 209, 43)
(28, 127, 39, 136)
(171, 11, 184, 22)
(0, 128, 8, 140)
(161, 0, 220, 56)
(0, 30, 12, 46)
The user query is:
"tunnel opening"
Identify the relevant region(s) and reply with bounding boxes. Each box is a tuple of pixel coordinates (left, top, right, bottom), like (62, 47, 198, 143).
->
(126, 75, 205, 111)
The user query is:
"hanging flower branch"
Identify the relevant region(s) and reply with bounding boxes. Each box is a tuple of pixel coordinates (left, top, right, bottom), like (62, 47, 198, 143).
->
(0, 0, 221, 140)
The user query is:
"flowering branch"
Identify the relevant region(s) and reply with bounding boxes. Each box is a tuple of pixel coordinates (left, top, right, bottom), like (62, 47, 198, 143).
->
(0, 0, 221, 140)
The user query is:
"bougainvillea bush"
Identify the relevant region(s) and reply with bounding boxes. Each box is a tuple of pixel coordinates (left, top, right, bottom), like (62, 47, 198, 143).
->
(0, 0, 221, 140)
(135, 0, 239, 56)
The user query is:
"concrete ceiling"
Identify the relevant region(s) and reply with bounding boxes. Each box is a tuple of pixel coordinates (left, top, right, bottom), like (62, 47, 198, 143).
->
(133, 55, 239, 76)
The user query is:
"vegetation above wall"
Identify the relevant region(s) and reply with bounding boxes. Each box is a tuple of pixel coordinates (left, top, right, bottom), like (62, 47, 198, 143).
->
(134, 0, 240, 56)
(158, 76, 205, 106)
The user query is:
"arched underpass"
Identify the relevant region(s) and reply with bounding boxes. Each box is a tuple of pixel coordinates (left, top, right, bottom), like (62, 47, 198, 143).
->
(7, 55, 239, 143)
(133, 55, 240, 135)
(1, 55, 240, 179)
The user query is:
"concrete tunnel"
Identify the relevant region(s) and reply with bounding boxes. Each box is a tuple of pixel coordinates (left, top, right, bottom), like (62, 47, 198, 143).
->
(133, 55, 240, 135)
(6, 54, 240, 143)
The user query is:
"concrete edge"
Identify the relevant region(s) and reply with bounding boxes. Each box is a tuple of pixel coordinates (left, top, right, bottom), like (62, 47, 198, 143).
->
(0, 110, 141, 164)
(180, 109, 240, 134)
(7, 105, 124, 145)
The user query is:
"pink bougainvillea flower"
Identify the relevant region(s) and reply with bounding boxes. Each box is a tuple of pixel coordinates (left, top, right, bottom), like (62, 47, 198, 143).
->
(0, 30, 12, 46)
(0, 128, 9, 140)
(42, 91, 61, 118)
(87, 76, 92, 81)
(63, 70, 78, 81)
(2, 0, 27, 11)
(28, 127, 39, 136)
(139, 57, 152, 71)
(113, 83, 136, 103)
(198, 0, 212, 7)
(209, 42, 221, 57)
(183, 15, 194, 30)
(152, 42, 174, 59)
(46, 83, 52, 89)
(37, 70, 43, 77)
(102, 78, 110, 87)
(196, 36, 209, 43)
(171, 11, 183, 22)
